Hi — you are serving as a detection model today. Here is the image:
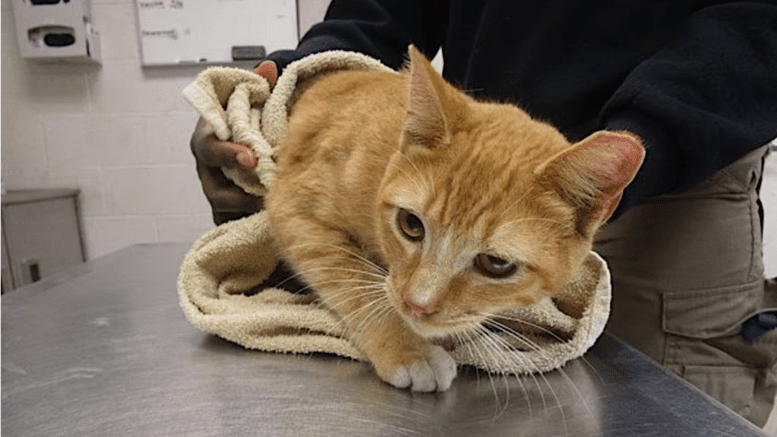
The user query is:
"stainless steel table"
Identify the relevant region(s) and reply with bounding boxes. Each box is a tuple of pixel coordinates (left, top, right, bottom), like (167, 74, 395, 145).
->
(2, 243, 768, 436)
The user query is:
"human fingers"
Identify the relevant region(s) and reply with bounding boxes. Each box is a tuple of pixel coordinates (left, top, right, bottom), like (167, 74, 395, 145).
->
(196, 162, 265, 224)
(253, 60, 278, 87)
(190, 117, 257, 169)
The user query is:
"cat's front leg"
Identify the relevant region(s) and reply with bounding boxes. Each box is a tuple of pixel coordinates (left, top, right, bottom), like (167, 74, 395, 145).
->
(382, 344, 457, 392)
(356, 309, 457, 392)
(275, 226, 456, 391)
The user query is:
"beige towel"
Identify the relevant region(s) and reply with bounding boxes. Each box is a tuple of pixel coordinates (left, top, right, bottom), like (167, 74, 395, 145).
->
(179, 50, 612, 375)
(182, 51, 393, 196)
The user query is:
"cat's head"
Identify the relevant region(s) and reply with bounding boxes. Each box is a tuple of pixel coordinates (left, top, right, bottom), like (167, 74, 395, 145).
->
(376, 46, 644, 338)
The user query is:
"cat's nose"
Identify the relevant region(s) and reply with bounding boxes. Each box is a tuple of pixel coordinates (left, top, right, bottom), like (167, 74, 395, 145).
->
(404, 295, 435, 318)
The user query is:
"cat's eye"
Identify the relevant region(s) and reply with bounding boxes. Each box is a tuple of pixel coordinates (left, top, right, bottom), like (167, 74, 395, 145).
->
(397, 209, 425, 241)
(474, 253, 518, 278)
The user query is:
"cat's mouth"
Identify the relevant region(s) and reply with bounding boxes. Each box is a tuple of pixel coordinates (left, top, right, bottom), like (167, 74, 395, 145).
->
(385, 280, 485, 338)
(397, 305, 485, 339)
(400, 305, 575, 347)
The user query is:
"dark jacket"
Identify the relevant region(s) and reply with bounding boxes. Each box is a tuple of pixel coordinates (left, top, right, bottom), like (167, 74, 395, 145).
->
(266, 0, 777, 215)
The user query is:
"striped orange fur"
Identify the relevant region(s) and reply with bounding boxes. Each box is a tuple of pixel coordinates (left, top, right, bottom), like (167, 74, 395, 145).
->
(266, 46, 644, 391)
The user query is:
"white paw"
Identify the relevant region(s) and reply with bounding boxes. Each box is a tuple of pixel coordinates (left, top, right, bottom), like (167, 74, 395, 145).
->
(387, 345, 457, 392)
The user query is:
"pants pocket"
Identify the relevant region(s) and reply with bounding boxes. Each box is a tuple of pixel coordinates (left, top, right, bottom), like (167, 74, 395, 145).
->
(662, 281, 777, 427)
(681, 365, 757, 421)
(662, 281, 763, 339)
(677, 361, 777, 428)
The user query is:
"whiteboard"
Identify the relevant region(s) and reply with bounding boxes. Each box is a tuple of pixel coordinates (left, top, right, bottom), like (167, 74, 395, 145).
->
(135, 0, 298, 66)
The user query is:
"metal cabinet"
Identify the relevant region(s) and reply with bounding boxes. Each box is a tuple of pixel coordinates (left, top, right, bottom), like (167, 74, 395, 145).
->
(1, 189, 86, 293)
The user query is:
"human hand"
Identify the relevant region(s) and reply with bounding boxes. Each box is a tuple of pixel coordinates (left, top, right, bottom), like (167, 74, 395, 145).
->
(190, 61, 278, 224)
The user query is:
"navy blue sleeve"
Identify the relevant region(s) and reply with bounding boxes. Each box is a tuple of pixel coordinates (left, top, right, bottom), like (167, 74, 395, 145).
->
(266, 0, 448, 71)
(262, 1, 777, 218)
(602, 2, 777, 215)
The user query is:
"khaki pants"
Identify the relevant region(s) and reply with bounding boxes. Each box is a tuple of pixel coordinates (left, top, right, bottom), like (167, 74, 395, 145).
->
(596, 145, 777, 427)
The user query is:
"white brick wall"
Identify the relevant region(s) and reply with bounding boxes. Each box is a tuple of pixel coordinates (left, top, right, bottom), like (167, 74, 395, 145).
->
(1, 1, 261, 258)
(1, 0, 333, 260)
(1, 19, 210, 258)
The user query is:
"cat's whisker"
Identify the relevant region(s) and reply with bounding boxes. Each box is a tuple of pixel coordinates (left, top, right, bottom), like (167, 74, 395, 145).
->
(455, 330, 485, 391)
(472, 325, 517, 371)
(317, 286, 388, 316)
(500, 216, 572, 229)
(271, 273, 309, 291)
(483, 312, 568, 343)
(462, 323, 521, 407)
(298, 276, 382, 290)
(468, 327, 517, 419)
(475, 326, 549, 412)
(500, 216, 584, 241)
(493, 185, 535, 224)
(311, 290, 387, 319)
(483, 311, 590, 369)
(345, 297, 394, 347)
(400, 149, 438, 199)
(454, 328, 506, 416)
(482, 318, 564, 377)
(292, 276, 381, 290)
(307, 282, 381, 306)
(469, 325, 532, 377)
(270, 247, 398, 341)
(272, 270, 378, 297)
(482, 320, 591, 430)
(478, 328, 570, 435)
(387, 155, 432, 200)
(314, 281, 387, 315)
(273, 272, 381, 298)
(287, 251, 387, 276)
(360, 300, 396, 341)
(288, 263, 387, 282)
(484, 312, 601, 380)
(326, 290, 388, 316)
(281, 242, 389, 276)
(336, 290, 390, 327)
(491, 185, 584, 240)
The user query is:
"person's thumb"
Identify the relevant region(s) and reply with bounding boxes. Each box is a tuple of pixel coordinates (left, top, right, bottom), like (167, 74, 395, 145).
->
(254, 60, 278, 88)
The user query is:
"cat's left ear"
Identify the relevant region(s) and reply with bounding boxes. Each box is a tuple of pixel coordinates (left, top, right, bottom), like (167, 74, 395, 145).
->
(537, 131, 645, 237)
(401, 45, 452, 151)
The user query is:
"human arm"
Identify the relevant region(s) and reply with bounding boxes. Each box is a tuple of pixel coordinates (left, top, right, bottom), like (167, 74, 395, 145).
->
(190, 62, 278, 225)
(282, 1, 777, 218)
(600, 1, 777, 216)
(265, 0, 449, 72)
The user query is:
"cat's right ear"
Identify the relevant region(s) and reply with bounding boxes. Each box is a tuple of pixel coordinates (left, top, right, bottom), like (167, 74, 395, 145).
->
(537, 131, 645, 237)
(401, 45, 451, 151)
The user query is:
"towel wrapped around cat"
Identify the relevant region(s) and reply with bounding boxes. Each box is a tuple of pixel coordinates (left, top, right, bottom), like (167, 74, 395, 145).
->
(179, 49, 623, 380)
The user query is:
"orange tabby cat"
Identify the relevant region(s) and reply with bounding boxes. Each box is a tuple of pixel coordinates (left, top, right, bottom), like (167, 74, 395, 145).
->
(266, 46, 644, 392)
